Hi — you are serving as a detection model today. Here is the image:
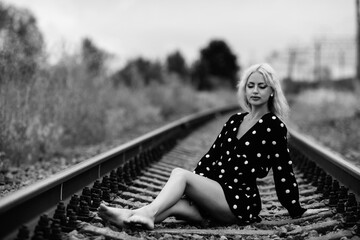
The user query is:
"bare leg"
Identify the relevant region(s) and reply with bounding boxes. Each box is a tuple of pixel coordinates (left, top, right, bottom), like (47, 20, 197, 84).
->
(97, 204, 133, 228)
(154, 199, 204, 223)
(125, 168, 237, 229)
(97, 194, 204, 228)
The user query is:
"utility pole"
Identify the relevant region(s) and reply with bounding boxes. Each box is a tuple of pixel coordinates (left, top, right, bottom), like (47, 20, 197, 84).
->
(355, 0, 360, 91)
(287, 48, 297, 80)
(314, 40, 322, 81)
(356, 0, 360, 81)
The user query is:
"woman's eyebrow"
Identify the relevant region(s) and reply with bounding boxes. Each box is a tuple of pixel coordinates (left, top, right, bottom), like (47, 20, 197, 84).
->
(247, 81, 266, 85)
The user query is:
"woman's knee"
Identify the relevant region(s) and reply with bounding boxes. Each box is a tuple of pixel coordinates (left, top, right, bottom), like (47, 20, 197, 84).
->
(170, 167, 188, 178)
(170, 168, 194, 186)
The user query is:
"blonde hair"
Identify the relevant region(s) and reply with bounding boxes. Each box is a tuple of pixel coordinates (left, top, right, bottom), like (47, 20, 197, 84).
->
(237, 63, 289, 122)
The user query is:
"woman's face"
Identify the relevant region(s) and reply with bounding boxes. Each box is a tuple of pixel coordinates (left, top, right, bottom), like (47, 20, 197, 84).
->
(245, 72, 273, 108)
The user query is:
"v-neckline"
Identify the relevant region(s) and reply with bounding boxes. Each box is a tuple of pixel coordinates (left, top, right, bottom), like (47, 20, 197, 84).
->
(236, 112, 271, 141)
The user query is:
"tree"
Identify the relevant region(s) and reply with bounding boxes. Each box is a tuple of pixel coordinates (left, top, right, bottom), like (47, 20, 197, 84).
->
(0, 2, 44, 83)
(192, 39, 240, 90)
(81, 38, 108, 76)
(190, 60, 209, 90)
(111, 57, 163, 88)
(166, 51, 188, 78)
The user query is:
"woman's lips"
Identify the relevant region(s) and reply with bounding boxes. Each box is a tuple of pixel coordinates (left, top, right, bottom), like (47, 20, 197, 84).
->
(251, 96, 260, 100)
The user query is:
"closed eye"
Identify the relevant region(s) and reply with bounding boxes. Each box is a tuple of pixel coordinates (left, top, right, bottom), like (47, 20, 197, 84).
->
(259, 84, 268, 89)
(247, 83, 268, 89)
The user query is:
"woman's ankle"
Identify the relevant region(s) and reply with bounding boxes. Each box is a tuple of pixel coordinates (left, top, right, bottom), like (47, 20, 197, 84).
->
(134, 205, 157, 219)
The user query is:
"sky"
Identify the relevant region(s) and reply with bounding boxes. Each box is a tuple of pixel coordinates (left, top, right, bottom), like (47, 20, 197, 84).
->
(4, 0, 357, 69)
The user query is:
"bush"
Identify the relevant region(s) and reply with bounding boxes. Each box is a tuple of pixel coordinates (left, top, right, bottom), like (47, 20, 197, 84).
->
(290, 88, 359, 123)
(0, 54, 238, 168)
(289, 87, 360, 162)
(0, 2, 242, 171)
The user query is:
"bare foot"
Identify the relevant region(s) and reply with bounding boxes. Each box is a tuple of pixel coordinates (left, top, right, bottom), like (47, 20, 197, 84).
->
(98, 203, 133, 228)
(125, 209, 155, 230)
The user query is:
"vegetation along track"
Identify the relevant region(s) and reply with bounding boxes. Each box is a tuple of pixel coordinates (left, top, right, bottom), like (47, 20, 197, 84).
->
(1, 106, 360, 240)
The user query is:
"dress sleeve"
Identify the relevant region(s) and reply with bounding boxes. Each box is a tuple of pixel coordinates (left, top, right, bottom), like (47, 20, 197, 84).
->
(193, 115, 233, 178)
(269, 118, 306, 218)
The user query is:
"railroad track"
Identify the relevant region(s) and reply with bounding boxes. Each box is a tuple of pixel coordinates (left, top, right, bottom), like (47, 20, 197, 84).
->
(1, 106, 360, 240)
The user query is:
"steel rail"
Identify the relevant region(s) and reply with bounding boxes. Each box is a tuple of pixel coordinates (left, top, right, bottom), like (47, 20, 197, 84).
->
(0, 105, 239, 239)
(2, 106, 360, 239)
(289, 128, 360, 197)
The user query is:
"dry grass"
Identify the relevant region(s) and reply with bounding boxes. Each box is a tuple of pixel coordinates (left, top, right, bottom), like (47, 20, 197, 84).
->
(289, 88, 360, 165)
(0, 59, 237, 169)
(290, 88, 358, 123)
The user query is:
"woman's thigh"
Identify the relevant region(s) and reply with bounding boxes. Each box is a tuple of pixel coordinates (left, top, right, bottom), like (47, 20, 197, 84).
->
(174, 168, 237, 223)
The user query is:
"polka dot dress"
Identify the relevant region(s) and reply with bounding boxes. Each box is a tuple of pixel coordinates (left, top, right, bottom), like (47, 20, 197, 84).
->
(193, 112, 306, 223)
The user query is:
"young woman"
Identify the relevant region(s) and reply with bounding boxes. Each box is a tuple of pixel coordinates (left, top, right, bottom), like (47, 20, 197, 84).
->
(98, 63, 308, 229)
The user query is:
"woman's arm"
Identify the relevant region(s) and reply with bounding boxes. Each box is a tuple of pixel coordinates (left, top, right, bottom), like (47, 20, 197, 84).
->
(193, 115, 235, 179)
(269, 118, 306, 218)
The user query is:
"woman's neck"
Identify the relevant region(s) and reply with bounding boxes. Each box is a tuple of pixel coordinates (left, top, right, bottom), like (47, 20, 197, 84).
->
(247, 107, 270, 121)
